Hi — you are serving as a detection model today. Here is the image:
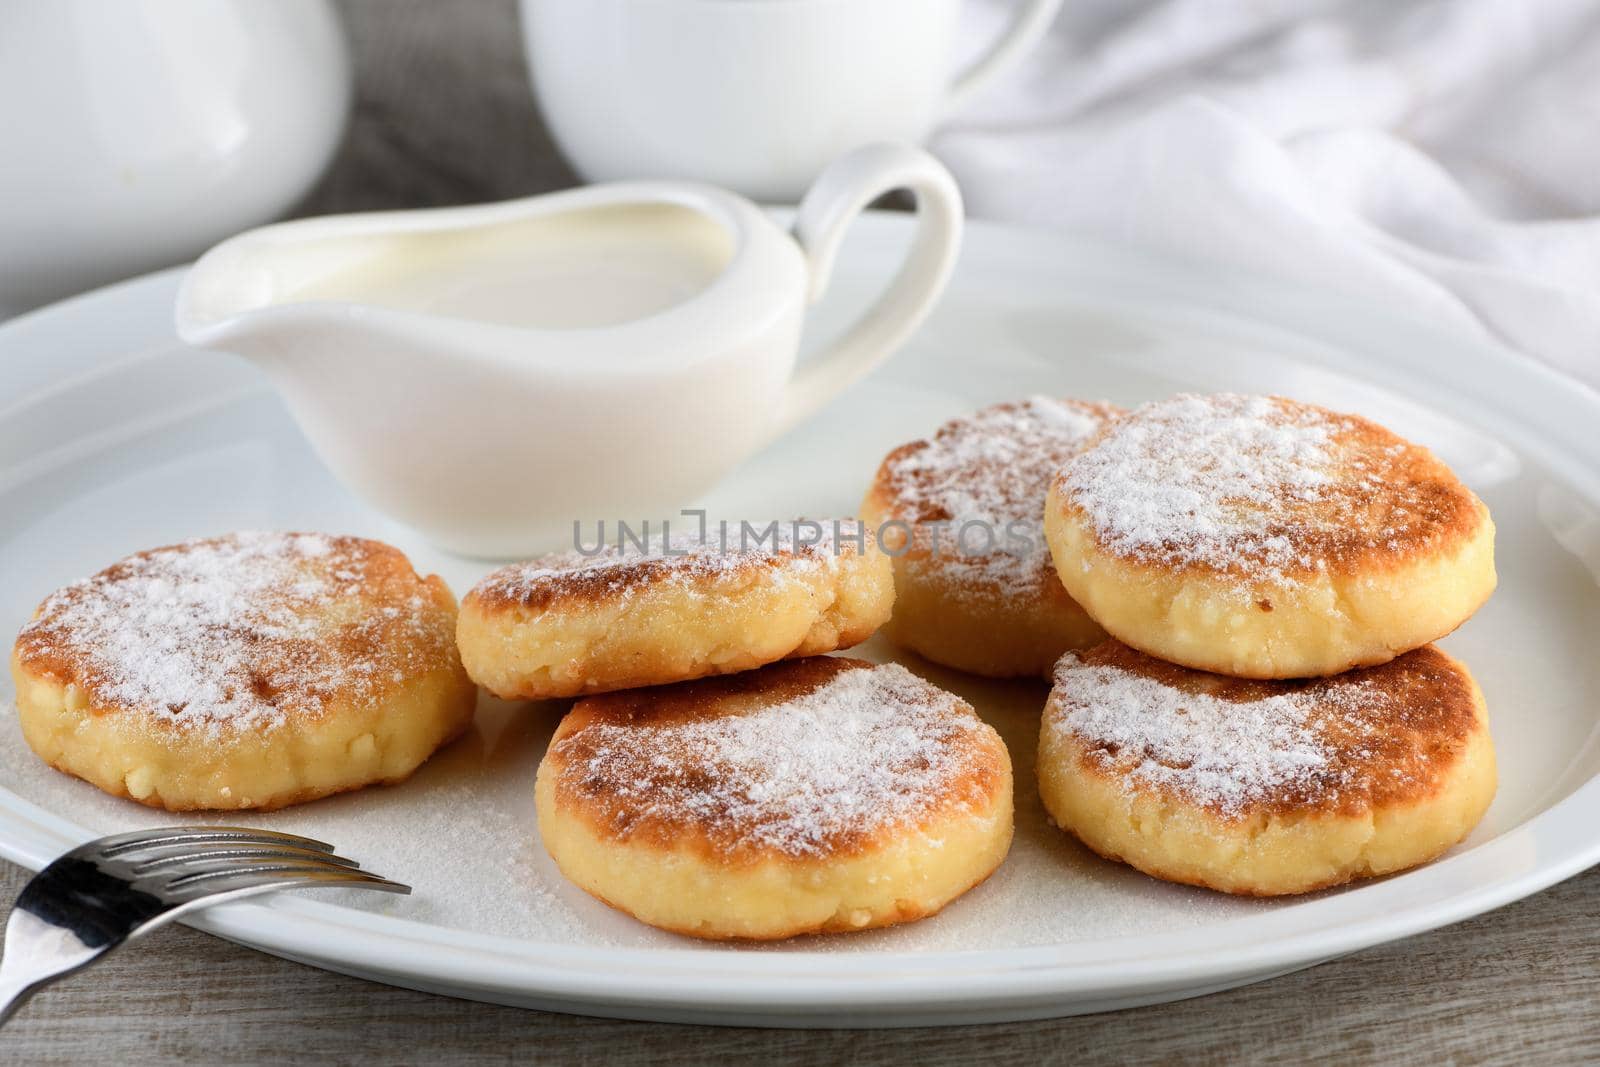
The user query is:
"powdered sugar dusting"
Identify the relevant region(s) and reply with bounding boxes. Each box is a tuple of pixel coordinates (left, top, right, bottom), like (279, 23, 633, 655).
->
(1049, 651, 1398, 817)
(1059, 394, 1346, 581)
(881, 397, 1119, 596)
(476, 519, 869, 607)
(14, 532, 451, 736)
(556, 662, 996, 858)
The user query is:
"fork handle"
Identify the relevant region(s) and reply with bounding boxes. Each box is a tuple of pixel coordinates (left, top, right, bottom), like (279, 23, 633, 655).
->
(0, 968, 47, 1027)
(0, 951, 98, 1028)
(0, 949, 108, 1028)
(0, 910, 110, 1030)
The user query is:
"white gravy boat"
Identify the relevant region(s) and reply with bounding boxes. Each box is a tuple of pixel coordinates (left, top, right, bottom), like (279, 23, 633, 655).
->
(176, 143, 961, 557)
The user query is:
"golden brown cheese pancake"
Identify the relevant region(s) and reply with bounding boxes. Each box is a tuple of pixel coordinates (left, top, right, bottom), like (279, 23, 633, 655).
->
(1038, 641, 1496, 896)
(861, 397, 1123, 678)
(458, 521, 892, 699)
(537, 657, 1013, 940)
(1044, 393, 1496, 678)
(10, 532, 476, 811)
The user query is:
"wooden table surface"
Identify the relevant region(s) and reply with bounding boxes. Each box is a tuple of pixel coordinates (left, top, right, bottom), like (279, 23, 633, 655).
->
(4, 855, 1596, 1064)
(6, 2, 1597, 1062)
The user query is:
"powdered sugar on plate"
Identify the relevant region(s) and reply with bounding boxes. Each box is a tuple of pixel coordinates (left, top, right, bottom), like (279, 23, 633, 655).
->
(13, 531, 449, 736)
(0, 642, 1280, 950)
(880, 397, 1120, 597)
(554, 661, 998, 858)
(1057, 393, 1347, 581)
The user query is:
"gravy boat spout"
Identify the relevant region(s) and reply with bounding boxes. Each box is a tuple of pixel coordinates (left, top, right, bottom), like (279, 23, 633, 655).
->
(175, 144, 963, 557)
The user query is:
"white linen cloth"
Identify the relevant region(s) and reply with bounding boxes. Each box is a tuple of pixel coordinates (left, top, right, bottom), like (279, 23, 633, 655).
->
(937, 0, 1600, 389)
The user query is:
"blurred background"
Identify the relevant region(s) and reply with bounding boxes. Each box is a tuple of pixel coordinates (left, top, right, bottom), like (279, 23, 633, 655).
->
(303, 0, 578, 212)
(5, 0, 1597, 387)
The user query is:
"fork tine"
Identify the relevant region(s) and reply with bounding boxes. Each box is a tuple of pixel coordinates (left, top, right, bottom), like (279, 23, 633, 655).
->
(156, 854, 371, 888)
(161, 864, 411, 901)
(127, 844, 362, 875)
(0, 830, 409, 1027)
(93, 826, 337, 859)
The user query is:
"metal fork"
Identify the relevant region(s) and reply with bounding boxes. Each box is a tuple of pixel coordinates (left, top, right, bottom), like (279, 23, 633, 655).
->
(0, 826, 410, 1026)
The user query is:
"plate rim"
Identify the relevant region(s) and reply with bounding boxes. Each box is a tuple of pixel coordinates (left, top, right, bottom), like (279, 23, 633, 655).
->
(3, 216, 1599, 1024)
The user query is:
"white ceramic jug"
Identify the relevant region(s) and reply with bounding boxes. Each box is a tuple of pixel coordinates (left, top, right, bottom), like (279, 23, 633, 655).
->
(176, 143, 963, 558)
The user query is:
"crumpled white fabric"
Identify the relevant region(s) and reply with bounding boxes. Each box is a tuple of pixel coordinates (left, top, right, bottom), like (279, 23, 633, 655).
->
(936, 0, 1600, 389)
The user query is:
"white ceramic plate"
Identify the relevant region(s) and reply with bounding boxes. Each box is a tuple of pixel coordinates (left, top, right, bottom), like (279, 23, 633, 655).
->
(2, 216, 1599, 1028)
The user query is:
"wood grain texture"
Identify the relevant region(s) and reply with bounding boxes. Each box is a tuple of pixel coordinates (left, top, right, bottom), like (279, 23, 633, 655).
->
(3, 856, 1596, 1065)
(7, 0, 1597, 1062)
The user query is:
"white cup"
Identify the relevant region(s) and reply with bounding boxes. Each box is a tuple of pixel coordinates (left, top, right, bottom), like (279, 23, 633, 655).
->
(520, 0, 1062, 202)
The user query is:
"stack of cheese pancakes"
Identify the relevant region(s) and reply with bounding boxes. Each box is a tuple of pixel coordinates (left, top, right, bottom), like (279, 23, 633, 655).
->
(457, 523, 1012, 940)
(869, 393, 1496, 896)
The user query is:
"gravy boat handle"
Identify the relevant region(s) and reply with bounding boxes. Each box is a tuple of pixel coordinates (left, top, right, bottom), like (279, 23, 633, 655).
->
(774, 143, 964, 438)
